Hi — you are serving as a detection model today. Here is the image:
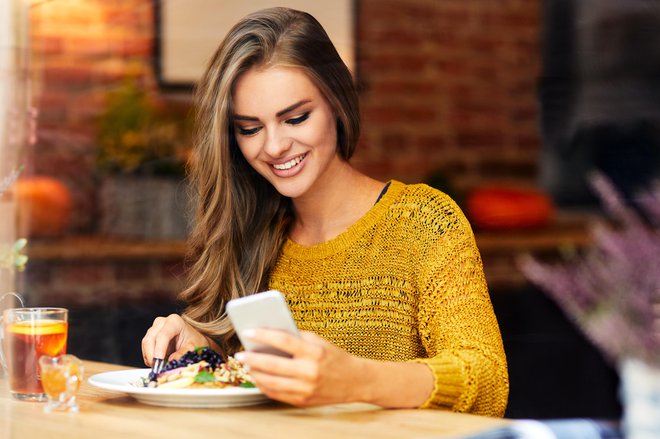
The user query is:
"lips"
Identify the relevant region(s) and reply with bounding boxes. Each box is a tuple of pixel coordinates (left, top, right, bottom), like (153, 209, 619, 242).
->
(272, 153, 307, 171)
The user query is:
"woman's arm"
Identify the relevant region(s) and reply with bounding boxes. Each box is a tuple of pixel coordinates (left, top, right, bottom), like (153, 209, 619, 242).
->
(234, 329, 434, 408)
(355, 358, 434, 408)
(413, 199, 509, 416)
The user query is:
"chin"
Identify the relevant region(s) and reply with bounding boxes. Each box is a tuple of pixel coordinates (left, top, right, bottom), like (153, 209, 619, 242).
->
(268, 177, 313, 200)
(271, 185, 307, 199)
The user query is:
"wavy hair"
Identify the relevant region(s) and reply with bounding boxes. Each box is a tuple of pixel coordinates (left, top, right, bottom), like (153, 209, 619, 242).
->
(180, 7, 360, 353)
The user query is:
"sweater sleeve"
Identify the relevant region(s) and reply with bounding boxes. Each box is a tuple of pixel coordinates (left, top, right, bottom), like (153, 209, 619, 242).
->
(411, 197, 509, 417)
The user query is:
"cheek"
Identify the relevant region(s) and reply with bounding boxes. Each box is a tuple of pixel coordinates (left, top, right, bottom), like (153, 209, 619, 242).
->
(236, 138, 260, 162)
(301, 117, 337, 151)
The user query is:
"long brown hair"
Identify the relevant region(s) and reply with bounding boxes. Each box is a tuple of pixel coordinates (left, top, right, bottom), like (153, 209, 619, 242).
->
(180, 7, 360, 353)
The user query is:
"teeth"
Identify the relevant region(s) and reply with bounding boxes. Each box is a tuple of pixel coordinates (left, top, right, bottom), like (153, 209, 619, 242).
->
(273, 154, 305, 170)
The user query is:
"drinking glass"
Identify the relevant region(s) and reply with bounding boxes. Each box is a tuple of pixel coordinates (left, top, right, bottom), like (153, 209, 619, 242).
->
(0, 292, 24, 379)
(0, 307, 68, 401)
(39, 354, 83, 412)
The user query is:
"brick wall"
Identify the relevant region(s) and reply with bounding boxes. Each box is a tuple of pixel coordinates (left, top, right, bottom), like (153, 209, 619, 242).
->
(29, 0, 541, 232)
(356, 0, 541, 192)
(29, 0, 154, 233)
(23, 0, 542, 310)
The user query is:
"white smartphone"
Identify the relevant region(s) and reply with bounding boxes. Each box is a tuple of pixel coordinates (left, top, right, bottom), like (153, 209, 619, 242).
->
(226, 290, 300, 357)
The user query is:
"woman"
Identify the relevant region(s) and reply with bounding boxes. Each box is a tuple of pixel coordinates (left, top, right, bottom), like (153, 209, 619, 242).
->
(142, 7, 509, 416)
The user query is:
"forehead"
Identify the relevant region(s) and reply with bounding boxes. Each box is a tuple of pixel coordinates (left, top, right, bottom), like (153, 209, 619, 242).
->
(232, 66, 323, 114)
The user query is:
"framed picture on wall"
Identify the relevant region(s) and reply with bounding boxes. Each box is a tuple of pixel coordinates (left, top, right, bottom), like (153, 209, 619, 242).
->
(155, 0, 356, 90)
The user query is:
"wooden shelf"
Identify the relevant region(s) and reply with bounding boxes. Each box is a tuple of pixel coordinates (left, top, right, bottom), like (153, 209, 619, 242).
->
(26, 225, 591, 261)
(474, 213, 594, 290)
(476, 227, 590, 254)
(476, 210, 593, 253)
(25, 236, 188, 261)
(23, 212, 594, 291)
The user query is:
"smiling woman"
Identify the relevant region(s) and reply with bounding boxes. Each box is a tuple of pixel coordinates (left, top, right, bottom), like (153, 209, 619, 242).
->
(141, 7, 508, 416)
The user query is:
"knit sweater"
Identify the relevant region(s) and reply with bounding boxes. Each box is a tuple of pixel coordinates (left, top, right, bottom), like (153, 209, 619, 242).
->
(268, 180, 509, 417)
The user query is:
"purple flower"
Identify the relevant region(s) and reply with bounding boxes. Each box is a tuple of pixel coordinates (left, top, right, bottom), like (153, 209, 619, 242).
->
(519, 173, 660, 366)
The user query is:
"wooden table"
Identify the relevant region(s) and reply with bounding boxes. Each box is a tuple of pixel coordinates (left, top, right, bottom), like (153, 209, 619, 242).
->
(1, 361, 510, 439)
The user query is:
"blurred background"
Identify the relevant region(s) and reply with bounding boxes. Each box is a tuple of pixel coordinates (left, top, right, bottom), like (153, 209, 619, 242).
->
(2, 0, 659, 419)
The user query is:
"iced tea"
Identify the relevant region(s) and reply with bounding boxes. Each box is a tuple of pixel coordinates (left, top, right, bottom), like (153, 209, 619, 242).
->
(1, 308, 68, 400)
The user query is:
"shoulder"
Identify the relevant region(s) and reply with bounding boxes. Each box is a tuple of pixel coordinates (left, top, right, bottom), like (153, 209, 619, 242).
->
(388, 182, 470, 235)
(397, 182, 455, 206)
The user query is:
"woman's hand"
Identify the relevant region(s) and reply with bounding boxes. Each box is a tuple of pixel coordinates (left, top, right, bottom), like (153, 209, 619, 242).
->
(234, 329, 434, 408)
(234, 329, 368, 406)
(141, 314, 211, 366)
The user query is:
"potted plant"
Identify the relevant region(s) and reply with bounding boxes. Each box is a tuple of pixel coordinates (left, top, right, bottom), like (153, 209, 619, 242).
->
(519, 174, 660, 439)
(0, 169, 28, 276)
(95, 80, 193, 239)
(0, 168, 29, 323)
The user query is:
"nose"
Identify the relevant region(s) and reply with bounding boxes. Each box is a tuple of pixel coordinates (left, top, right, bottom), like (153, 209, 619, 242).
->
(263, 127, 292, 158)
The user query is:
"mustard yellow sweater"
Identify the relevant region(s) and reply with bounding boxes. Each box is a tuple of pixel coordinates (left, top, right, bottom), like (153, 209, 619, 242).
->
(268, 180, 509, 417)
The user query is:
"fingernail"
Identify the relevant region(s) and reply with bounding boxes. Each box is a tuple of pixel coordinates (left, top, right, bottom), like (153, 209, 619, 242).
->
(242, 329, 256, 339)
(234, 352, 245, 362)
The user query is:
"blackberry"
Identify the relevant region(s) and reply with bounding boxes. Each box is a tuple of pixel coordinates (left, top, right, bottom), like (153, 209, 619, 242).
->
(148, 347, 223, 382)
(197, 347, 223, 368)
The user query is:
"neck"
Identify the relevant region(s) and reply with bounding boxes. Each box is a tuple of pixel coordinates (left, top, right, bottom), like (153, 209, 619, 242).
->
(289, 161, 384, 246)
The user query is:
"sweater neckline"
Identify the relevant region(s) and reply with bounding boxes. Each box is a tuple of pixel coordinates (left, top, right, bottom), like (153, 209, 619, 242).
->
(281, 180, 404, 259)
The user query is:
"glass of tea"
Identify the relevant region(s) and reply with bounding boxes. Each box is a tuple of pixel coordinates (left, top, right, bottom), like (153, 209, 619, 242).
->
(39, 354, 83, 412)
(0, 307, 68, 401)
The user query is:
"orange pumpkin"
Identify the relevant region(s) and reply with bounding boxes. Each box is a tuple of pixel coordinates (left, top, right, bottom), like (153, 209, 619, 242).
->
(15, 176, 72, 237)
(466, 185, 554, 230)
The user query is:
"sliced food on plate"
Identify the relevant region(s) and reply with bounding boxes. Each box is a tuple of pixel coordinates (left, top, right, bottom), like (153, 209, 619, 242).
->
(139, 347, 254, 389)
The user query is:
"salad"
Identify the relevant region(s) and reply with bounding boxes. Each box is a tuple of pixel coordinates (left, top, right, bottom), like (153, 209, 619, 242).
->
(139, 347, 255, 389)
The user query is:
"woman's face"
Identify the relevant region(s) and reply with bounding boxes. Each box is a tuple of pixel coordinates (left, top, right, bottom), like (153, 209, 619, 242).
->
(232, 65, 340, 200)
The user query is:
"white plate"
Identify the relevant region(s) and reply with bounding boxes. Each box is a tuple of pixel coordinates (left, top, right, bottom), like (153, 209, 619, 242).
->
(88, 369, 270, 408)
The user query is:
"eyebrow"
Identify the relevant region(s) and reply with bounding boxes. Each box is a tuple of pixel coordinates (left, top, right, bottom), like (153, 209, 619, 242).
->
(233, 99, 311, 122)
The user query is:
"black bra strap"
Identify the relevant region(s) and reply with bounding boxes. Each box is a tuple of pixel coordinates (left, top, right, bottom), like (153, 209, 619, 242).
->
(375, 181, 391, 204)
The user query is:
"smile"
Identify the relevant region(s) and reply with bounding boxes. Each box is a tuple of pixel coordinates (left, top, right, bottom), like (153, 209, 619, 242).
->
(272, 153, 307, 170)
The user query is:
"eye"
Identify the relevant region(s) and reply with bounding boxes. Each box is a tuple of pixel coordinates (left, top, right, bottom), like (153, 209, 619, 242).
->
(237, 126, 261, 136)
(286, 112, 310, 126)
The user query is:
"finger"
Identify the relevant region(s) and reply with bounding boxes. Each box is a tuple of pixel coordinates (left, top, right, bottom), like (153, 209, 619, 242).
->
(152, 314, 185, 362)
(249, 369, 310, 394)
(141, 316, 167, 366)
(237, 350, 322, 384)
(236, 351, 299, 377)
(168, 340, 197, 362)
(245, 328, 310, 356)
(299, 331, 324, 343)
(248, 371, 316, 406)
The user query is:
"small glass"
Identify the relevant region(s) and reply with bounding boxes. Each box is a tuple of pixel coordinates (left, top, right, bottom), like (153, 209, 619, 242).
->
(39, 354, 83, 413)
